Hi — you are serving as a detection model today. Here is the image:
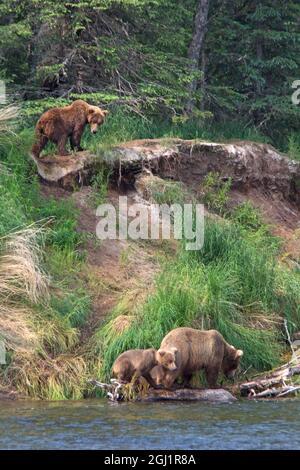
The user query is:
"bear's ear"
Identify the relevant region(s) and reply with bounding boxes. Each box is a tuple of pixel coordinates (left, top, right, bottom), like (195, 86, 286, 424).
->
(236, 349, 243, 358)
(88, 108, 95, 114)
(170, 347, 178, 355)
(158, 349, 166, 357)
(102, 109, 109, 116)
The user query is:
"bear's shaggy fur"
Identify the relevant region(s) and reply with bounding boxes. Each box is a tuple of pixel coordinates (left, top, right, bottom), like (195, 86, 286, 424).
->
(156, 327, 243, 389)
(112, 348, 158, 388)
(32, 99, 108, 158)
(149, 365, 166, 387)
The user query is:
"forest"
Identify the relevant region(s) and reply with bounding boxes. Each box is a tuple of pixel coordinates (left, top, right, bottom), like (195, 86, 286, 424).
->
(0, 0, 300, 401)
(1, 0, 300, 149)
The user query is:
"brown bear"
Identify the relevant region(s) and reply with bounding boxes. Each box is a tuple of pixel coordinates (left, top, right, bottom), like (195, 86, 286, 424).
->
(156, 327, 243, 389)
(112, 348, 158, 388)
(149, 365, 166, 387)
(31, 99, 108, 158)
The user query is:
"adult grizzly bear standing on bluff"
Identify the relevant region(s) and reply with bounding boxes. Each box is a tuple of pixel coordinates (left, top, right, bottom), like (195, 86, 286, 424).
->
(32, 100, 108, 158)
(156, 327, 243, 389)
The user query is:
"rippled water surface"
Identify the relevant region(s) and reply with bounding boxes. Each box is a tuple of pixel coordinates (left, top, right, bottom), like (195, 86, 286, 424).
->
(0, 399, 299, 449)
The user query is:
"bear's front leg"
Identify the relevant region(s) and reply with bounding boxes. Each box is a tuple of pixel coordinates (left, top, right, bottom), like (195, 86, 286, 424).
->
(181, 374, 193, 389)
(205, 366, 221, 389)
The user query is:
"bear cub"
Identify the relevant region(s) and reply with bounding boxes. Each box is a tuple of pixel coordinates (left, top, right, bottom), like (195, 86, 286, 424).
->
(112, 348, 158, 388)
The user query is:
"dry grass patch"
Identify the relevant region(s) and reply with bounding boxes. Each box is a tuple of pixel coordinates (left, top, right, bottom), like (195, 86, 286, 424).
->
(0, 226, 49, 352)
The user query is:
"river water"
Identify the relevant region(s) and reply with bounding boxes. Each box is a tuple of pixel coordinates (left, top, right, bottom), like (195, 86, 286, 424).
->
(0, 399, 299, 450)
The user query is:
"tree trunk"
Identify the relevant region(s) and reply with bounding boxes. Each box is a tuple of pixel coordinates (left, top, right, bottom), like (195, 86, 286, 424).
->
(256, 39, 263, 95)
(200, 49, 207, 111)
(185, 0, 210, 115)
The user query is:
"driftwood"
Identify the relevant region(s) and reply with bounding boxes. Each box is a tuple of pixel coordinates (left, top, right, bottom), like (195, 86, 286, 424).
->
(89, 378, 236, 403)
(89, 379, 124, 401)
(240, 351, 300, 399)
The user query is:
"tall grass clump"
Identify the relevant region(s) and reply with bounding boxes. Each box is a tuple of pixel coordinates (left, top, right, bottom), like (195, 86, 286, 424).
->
(95, 218, 300, 381)
(287, 132, 300, 161)
(0, 114, 91, 399)
(0, 226, 49, 352)
(0, 226, 89, 399)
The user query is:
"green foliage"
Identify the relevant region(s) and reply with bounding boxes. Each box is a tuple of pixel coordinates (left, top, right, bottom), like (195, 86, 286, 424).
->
(89, 168, 110, 207)
(36, 198, 82, 250)
(95, 218, 300, 381)
(50, 291, 91, 328)
(2, 0, 299, 147)
(288, 133, 300, 161)
(148, 179, 188, 206)
(201, 172, 232, 214)
(231, 202, 264, 231)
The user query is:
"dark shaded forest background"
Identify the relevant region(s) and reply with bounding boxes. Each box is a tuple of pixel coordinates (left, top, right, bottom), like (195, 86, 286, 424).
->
(1, 0, 300, 150)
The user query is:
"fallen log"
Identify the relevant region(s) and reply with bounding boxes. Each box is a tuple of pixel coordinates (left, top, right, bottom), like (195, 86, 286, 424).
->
(89, 379, 236, 403)
(240, 351, 300, 399)
(248, 385, 300, 399)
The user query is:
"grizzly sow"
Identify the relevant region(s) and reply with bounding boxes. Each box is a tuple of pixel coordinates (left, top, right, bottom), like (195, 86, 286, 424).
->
(112, 349, 158, 388)
(156, 327, 243, 389)
(32, 99, 108, 158)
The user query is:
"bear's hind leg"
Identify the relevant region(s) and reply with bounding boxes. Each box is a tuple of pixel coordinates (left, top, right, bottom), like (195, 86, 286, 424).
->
(205, 366, 220, 389)
(71, 124, 85, 151)
(32, 134, 48, 159)
(57, 135, 70, 156)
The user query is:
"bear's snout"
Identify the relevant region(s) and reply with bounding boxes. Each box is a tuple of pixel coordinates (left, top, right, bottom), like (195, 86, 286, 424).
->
(90, 126, 98, 134)
(225, 368, 237, 379)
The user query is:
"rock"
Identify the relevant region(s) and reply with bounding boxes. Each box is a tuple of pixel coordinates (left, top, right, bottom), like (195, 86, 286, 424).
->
(29, 151, 100, 190)
(143, 387, 237, 403)
(0, 389, 19, 401)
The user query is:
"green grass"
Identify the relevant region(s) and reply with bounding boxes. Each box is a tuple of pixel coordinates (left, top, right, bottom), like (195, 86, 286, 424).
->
(288, 132, 300, 161)
(88, 167, 110, 208)
(1, 102, 300, 398)
(201, 172, 232, 215)
(94, 218, 300, 382)
(0, 125, 92, 399)
(83, 108, 270, 152)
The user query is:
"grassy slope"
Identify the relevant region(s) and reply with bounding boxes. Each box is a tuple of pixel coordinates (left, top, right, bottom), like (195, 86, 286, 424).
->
(1, 108, 300, 398)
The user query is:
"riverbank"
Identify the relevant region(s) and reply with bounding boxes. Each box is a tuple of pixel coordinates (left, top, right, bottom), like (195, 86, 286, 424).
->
(1, 118, 300, 399)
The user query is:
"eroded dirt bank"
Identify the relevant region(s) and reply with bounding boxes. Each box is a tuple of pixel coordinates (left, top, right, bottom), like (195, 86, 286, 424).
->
(36, 138, 300, 263)
(21, 137, 300, 402)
